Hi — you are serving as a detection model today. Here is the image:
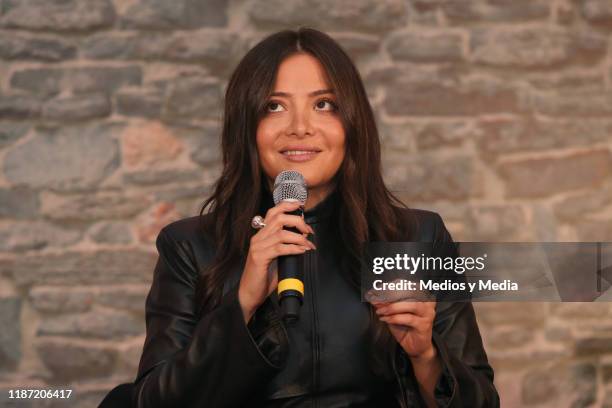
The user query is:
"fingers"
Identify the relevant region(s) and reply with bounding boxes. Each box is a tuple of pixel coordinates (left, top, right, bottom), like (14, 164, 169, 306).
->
(272, 243, 312, 256)
(257, 229, 315, 250)
(249, 240, 309, 266)
(379, 313, 429, 328)
(256, 201, 313, 239)
(248, 199, 317, 272)
(270, 214, 314, 235)
(276, 230, 316, 249)
(251, 229, 315, 263)
(365, 280, 429, 304)
(264, 201, 302, 223)
(374, 301, 436, 318)
(376, 301, 436, 329)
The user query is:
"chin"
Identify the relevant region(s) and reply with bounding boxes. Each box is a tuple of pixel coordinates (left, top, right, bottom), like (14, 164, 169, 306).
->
(275, 163, 312, 177)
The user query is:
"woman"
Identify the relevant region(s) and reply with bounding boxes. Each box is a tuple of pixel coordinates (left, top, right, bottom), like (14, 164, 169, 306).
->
(132, 28, 499, 407)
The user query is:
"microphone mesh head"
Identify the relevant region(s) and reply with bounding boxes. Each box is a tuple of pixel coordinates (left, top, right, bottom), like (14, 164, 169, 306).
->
(273, 170, 307, 205)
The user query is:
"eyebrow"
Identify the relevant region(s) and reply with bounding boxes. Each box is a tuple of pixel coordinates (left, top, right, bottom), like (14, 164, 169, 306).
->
(269, 89, 335, 97)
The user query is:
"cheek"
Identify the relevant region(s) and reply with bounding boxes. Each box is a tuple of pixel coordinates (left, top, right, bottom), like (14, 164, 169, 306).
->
(256, 123, 277, 156)
(255, 126, 278, 177)
(328, 129, 346, 163)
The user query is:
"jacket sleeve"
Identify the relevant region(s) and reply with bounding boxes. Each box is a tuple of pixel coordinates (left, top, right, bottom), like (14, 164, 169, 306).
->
(397, 213, 500, 408)
(132, 226, 289, 408)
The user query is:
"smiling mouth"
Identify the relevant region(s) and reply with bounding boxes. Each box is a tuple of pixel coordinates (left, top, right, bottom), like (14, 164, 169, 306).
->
(279, 149, 322, 162)
(282, 150, 320, 156)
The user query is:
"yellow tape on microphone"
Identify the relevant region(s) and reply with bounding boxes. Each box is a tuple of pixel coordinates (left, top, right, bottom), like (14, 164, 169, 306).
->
(277, 278, 304, 296)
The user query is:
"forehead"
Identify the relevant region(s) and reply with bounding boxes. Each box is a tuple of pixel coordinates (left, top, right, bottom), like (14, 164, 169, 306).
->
(273, 53, 331, 92)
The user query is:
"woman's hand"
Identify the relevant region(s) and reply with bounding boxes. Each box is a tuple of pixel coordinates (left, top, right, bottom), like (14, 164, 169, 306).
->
(372, 300, 442, 408)
(373, 300, 436, 359)
(238, 201, 315, 323)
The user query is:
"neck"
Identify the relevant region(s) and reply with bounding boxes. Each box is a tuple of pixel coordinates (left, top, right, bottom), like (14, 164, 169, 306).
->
(304, 184, 333, 211)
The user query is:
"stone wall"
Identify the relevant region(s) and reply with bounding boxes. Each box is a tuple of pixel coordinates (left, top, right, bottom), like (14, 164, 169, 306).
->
(0, 0, 611, 406)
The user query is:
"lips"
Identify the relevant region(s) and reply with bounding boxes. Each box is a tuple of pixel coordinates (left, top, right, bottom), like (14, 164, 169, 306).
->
(279, 146, 322, 155)
(282, 150, 319, 156)
(279, 146, 322, 162)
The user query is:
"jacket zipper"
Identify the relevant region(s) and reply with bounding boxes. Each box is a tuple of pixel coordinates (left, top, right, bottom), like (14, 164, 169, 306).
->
(305, 227, 409, 407)
(307, 232, 320, 408)
(392, 344, 409, 408)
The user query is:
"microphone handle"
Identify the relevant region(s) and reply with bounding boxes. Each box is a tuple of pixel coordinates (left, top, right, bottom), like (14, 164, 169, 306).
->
(277, 208, 305, 324)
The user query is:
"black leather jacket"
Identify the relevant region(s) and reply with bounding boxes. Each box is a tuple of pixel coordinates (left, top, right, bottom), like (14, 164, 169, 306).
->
(132, 190, 499, 407)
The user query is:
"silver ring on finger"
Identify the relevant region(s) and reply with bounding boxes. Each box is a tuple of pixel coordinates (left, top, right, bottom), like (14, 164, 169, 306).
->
(251, 215, 266, 230)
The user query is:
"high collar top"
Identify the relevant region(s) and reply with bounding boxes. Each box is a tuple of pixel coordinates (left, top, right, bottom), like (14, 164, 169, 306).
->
(260, 187, 338, 225)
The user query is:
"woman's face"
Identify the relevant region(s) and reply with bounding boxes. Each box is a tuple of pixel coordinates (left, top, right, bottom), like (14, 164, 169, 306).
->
(256, 52, 346, 204)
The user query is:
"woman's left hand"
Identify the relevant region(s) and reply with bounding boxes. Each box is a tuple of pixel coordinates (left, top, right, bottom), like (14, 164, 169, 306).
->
(372, 300, 437, 360)
(367, 284, 442, 407)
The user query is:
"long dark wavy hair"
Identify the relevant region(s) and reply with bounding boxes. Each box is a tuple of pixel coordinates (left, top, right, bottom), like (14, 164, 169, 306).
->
(197, 27, 415, 378)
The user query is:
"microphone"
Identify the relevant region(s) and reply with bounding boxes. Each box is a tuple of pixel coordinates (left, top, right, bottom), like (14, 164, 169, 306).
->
(273, 170, 308, 324)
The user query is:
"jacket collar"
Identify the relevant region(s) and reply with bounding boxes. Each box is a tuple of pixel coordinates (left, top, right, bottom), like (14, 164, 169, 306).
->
(260, 186, 338, 225)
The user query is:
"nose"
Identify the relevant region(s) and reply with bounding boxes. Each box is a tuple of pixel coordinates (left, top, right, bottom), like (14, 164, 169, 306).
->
(286, 106, 313, 138)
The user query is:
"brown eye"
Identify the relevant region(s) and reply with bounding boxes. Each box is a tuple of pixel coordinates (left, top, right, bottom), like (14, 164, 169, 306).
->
(315, 99, 337, 112)
(266, 101, 284, 113)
